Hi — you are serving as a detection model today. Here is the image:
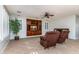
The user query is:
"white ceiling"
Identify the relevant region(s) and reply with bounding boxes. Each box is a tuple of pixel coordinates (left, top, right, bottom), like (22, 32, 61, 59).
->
(5, 5, 79, 18)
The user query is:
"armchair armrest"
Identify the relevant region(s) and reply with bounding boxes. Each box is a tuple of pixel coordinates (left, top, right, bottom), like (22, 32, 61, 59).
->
(40, 36, 46, 41)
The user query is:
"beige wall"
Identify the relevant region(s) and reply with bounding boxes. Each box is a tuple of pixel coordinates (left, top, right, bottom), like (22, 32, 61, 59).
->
(0, 5, 9, 53)
(76, 15, 79, 39)
(10, 16, 50, 39)
(10, 15, 78, 40)
(49, 15, 76, 39)
(0, 5, 3, 41)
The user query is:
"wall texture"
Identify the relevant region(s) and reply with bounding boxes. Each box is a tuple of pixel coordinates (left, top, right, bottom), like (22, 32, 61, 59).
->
(3, 6, 9, 40)
(76, 15, 79, 39)
(10, 16, 50, 39)
(0, 5, 9, 53)
(49, 15, 76, 39)
(10, 15, 78, 40)
(0, 5, 3, 41)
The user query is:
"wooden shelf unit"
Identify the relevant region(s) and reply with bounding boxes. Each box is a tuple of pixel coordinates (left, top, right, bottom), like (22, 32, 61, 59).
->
(27, 19, 42, 36)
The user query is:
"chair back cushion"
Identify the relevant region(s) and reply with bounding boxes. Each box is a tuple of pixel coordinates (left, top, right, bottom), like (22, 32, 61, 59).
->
(45, 31, 60, 42)
(58, 30, 70, 43)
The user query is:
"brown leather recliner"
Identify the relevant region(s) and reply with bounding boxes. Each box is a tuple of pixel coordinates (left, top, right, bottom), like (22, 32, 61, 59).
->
(54, 28, 70, 43)
(40, 31, 60, 49)
(57, 30, 70, 43)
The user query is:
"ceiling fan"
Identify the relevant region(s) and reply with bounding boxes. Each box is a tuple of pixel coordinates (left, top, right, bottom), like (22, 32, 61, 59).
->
(44, 12, 54, 18)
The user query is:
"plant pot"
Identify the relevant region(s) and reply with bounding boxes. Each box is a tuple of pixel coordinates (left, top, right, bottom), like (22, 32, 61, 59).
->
(15, 36, 19, 40)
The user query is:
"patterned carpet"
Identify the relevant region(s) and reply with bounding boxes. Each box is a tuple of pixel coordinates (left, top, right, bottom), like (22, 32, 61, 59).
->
(3, 37, 79, 54)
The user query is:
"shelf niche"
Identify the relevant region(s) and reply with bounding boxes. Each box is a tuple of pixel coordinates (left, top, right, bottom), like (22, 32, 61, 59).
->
(27, 19, 42, 36)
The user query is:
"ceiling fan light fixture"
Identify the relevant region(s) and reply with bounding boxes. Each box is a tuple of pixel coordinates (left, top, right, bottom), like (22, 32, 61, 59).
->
(44, 12, 54, 18)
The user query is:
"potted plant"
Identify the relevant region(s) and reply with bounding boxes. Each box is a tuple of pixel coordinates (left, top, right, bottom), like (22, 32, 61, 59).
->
(9, 18, 21, 40)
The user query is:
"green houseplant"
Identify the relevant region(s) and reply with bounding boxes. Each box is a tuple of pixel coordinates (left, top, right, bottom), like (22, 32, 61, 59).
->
(9, 18, 21, 40)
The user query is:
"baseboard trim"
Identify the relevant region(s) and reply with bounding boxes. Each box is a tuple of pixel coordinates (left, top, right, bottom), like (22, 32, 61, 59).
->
(0, 36, 10, 54)
(10, 35, 42, 40)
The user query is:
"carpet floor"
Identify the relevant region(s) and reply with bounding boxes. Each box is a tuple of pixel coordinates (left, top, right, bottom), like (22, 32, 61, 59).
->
(3, 37, 79, 54)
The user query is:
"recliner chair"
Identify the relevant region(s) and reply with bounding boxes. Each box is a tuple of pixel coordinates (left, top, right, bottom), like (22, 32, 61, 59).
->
(57, 30, 70, 43)
(40, 31, 60, 49)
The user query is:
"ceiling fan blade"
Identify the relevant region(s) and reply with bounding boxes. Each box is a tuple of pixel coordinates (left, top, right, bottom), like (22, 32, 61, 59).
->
(42, 12, 54, 19)
(47, 15, 49, 18)
(50, 15, 54, 16)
